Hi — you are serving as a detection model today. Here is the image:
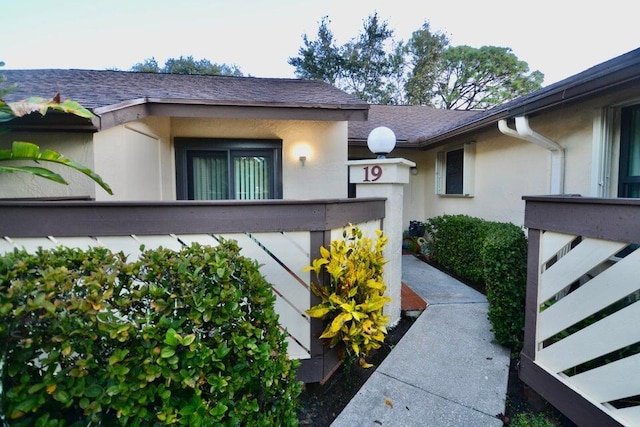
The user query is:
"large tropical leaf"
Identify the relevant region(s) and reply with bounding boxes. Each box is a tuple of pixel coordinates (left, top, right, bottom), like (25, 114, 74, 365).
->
(0, 141, 113, 194)
(0, 165, 67, 184)
(4, 94, 94, 120)
(0, 100, 14, 123)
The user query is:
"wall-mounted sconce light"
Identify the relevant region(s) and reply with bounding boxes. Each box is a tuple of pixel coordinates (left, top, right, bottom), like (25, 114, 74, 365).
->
(294, 144, 311, 167)
(367, 126, 396, 159)
(410, 166, 418, 175)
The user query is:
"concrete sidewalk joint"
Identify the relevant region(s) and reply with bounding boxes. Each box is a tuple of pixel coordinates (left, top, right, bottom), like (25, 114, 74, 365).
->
(331, 256, 511, 427)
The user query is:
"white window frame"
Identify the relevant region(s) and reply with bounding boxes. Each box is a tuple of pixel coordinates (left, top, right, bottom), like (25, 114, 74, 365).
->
(592, 98, 640, 197)
(435, 142, 475, 197)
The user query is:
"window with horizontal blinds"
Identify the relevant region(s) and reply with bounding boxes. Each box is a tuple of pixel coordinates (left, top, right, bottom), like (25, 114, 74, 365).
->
(175, 138, 282, 200)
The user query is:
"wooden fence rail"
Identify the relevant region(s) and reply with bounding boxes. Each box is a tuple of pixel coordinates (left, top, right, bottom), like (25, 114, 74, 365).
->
(0, 198, 386, 383)
(522, 196, 640, 426)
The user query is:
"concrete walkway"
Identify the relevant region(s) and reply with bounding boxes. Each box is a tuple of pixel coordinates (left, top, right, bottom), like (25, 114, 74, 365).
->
(331, 255, 511, 426)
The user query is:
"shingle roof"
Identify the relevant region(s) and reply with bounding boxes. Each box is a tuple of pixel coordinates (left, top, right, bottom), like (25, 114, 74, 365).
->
(2, 69, 368, 111)
(2, 69, 369, 131)
(349, 104, 481, 147)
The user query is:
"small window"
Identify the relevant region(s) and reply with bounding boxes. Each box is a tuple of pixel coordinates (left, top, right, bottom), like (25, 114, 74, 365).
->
(618, 104, 640, 198)
(175, 138, 282, 200)
(436, 143, 475, 196)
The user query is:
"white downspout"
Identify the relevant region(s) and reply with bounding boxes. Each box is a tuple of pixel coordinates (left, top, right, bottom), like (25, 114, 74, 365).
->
(498, 116, 565, 194)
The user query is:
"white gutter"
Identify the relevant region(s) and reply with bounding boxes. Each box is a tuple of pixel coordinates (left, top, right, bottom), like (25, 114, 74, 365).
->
(498, 116, 565, 194)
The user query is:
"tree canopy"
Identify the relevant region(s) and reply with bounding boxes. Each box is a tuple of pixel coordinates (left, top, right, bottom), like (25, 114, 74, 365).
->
(433, 45, 544, 110)
(131, 55, 244, 76)
(289, 14, 544, 109)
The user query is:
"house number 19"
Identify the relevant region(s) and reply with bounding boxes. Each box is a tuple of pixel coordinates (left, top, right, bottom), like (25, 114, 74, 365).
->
(363, 165, 382, 182)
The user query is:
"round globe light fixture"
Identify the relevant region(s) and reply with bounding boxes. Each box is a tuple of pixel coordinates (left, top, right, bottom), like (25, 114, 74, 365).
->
(367, 126, 396, 159)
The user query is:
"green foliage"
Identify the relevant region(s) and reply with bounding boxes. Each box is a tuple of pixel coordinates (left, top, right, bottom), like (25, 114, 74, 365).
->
(305, 225, 390, 368)
(509, 412, 556, 427)
(339, 13, 404, 104)
(434, 45, 544, 110)
(289, 15, 543, 108)
(0, 67, 113, 195)
(289, 13, 405, 104)
(0, 141, 113, 194)
(0, 241, 301, 426)
(424, 215, 488, 284)
(0, 61, 17, 99)
(481, 222, 528, 351)
(404, 22, 450, 105)
(287, 16, 343, 85)
(424, 214, 528, 351)
(131, 55, 244, 76)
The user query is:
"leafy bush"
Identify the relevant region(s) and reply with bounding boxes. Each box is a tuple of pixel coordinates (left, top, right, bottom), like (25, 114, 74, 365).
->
(481, 223, 528, 351)
(305, 225, 390, 368)
(509, 412, 556, 427)
(424, 214, 528, 351)
(423, 215, 488, 284)
(0, 241, 301, 426)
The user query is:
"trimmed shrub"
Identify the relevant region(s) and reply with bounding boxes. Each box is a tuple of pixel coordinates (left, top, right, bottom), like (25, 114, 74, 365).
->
(424, 214, 488, 284)
(0, 240, 301, 426)
(481, 223, 528, 351)
(424, 214, 528, 351)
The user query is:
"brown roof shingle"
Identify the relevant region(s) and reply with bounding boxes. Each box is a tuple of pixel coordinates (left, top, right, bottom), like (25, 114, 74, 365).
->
(2, 69, 369, 111)
(349, 104, 481, 147)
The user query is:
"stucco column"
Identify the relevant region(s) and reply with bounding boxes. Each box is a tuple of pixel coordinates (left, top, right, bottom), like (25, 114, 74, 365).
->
(347, 158, 416, 326)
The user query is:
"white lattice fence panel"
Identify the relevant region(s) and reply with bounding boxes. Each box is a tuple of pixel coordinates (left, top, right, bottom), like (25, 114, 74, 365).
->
(0, 232, 312, 361)
(536, 231, 640, 426)
(217, 232, 311, 360)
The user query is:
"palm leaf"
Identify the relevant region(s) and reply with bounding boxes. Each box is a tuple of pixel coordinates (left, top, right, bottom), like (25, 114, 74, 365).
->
(0, 165, 67, 184)
(0, 141, 113, 194)
(0, 100, 14, 123)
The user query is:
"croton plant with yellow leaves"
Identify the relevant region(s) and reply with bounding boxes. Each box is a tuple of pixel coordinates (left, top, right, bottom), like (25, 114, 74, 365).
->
(304, 225, 390, 368)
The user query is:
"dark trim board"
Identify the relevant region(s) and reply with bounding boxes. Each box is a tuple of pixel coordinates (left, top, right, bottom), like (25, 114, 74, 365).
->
(523, 195, 640, 242)
(0, 198, 386, 384)
(519, 354, 624, 427)
(0, 198, 386, 238)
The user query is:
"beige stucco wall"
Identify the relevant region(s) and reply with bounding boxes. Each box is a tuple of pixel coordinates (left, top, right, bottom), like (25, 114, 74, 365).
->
(93, 117, 173, 201)
(171, 117, 348, 199)
(351, 105, 597, 229)
(1, 116, 348, 202)
(0, 131, 96, 199)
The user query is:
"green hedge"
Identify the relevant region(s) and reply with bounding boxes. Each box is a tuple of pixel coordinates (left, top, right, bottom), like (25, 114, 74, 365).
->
(0, 240, 301, 426)
(423, 214, 489, 284)
(424, 215, 527, 351)
(481, 223, 528, 351)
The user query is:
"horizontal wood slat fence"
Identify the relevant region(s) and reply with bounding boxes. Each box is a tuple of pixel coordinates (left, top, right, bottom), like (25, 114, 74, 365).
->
(0, 198, 385, 383)
(522, 196, 640, 427)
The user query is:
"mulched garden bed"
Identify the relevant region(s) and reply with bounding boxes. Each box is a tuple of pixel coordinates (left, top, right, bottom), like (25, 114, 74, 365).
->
(297, 314, 416, 426)
(297, 255, 577, 426)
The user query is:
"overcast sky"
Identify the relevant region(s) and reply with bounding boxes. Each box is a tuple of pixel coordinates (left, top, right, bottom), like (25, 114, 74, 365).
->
(3, 0, 639, 86)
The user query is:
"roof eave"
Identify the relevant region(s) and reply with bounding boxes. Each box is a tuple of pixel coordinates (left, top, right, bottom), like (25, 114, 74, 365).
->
(412, 52, 640, 149)
(94, 98, 369, 130)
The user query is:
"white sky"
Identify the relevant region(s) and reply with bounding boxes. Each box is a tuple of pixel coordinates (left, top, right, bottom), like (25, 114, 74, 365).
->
(2, 0, 639, 86)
